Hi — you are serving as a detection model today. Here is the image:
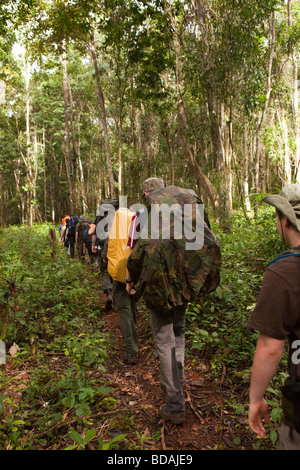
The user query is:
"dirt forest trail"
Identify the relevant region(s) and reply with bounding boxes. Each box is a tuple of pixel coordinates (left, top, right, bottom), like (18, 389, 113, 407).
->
(97, 293, 256, 451)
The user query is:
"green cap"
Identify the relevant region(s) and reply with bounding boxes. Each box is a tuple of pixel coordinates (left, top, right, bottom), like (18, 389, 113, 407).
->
(263, 183, 300, 231)
(142, 177, 164, 193)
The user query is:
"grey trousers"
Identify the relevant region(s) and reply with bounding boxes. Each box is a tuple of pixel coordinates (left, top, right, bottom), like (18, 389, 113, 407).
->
(149, 304, 186, 413)
(113, 281, 138, 356)
(98, 256, 113, 293)
(279, 420, 300, 450)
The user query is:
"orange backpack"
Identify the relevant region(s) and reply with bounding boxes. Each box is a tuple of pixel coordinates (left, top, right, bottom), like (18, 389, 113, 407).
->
(107, 208, 134, 283)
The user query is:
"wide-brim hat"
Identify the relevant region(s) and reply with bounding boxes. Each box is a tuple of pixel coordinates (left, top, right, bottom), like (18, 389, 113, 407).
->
(263, 183, 300, 231)
(142, 177, 164, 193)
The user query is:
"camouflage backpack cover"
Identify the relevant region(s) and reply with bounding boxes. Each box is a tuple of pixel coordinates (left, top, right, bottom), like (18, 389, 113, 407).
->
(127, 185, 222, 313)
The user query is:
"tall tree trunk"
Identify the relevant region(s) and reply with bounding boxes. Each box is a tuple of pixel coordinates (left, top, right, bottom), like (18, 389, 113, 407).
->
(67, 77, 82, 212)
(75, 110, 87, 214)
(25, 60, 33, 226)
(130, 75, 139, 200)
(243, 112, 252, 215)
(61, 48, 74, 213)
(117, 117, 123, 196)
(288, 0, 300, 181)
(32, 128, 39, 222)
(13, 159, 25, 224)
(167, 4, 219, 216)
(254, 12, 275, 197)
(89, 30, 115, 198)
(293, 58, 299, 181)
(42, 128, 47, 222)
(162, 119, 175, 185)
(140, 103, 152, 177)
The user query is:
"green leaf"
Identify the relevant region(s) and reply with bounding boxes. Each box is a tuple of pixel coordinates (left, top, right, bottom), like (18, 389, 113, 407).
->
(269, 429, 277, 445)
(84, 428, 97, 445)
(199, 329, 209, 336)
(109, 433, 127, 444)
(69, 430, 83, 445)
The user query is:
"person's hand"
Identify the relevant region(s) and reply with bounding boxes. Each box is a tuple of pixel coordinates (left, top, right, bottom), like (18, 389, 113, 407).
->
(248, 398, 270, 437)
(126, 282, 136, 295)
(92, 246, 97, 253)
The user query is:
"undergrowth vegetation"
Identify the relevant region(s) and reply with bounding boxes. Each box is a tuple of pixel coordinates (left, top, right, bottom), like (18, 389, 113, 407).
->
(186, 208, 287, 447)
(186, 208, 283, 370)
(0, 211, 288, 449)
(0, 224, 119, 450)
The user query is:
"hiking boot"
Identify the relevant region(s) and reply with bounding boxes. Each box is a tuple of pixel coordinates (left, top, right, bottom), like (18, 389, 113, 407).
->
(159, 405, 185, 424)
(124, 353, 138, 365)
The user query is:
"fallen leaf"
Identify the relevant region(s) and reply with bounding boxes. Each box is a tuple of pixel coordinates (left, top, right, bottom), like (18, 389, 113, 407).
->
(9, 343, 19, 357)
(143, 373, 153, 380)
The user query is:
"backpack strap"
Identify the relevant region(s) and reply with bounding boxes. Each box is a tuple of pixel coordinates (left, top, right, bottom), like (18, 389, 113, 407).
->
(267, 250, 300, 268)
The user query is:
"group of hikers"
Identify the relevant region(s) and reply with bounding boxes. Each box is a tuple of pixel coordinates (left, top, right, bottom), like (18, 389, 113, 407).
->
(59, 178, 300, 450)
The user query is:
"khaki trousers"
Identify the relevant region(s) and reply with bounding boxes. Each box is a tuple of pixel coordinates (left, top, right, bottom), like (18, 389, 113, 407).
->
(113, 281, 138, 356)
(149, 304, 186, 413)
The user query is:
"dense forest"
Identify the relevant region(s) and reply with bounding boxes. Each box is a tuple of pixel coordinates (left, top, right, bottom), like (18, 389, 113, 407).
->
(1, 0, 300, 451)
(1, 0, 299, 227)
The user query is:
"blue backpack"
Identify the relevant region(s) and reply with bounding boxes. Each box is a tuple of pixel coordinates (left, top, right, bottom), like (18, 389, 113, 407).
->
(68, 216, 79, 237)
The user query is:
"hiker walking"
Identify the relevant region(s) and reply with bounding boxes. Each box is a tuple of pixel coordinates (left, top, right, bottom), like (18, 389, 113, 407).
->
(248, 184, 300, 449)
(106, 208, 139, 364)
(88, 199, 119, 311)
(60, 215, 70, 244)
(76, 216, 93, 263)
(83, 224, 97, 268)
(126, 178, 221, 424)
(65, 215, 79, 258)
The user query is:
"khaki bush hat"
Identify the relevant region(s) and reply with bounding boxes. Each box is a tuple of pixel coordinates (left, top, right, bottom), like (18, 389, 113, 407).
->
(142, 177, 164, 193)
(263, 183, 300, 231)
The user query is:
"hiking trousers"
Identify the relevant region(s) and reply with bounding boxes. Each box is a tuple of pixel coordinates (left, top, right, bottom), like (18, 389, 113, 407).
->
(279, 419, 300, 450)
(68, 236, 75, 258)
(77, 240, 84, 261)
(98, 256, 113, 293)
(113, 281, 138, 356)
(149, 304, 186, 414)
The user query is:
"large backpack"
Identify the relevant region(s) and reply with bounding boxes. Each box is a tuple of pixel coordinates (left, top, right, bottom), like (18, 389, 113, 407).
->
(95, 198, 119, 247)
(127, 186, 222, 312)
(107, 208, 134, 283)
(68, 216, 79, 237)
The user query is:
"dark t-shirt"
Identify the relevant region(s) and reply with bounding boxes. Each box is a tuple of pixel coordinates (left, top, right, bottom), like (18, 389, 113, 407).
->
(248, 253, 300, 375)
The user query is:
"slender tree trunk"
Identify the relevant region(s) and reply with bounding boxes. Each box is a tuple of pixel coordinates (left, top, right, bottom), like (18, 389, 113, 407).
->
(293, 58, 299, 180)
(13, 159, 25, 224)
(162, 119, 175, 185)
(130, 75, 139, 200)
(140, 103, 152, 177)
(117, 117, 123, 196)
(75, 110, 87, 214)
(89, 30, 115, 198)
(277, 107, 292, 183)
(288, 0, 300, 181)
(42, 128, 47, 221)
(25, 60, 33, 226)
(167, 4, 219, 216)
(243, 112, 252, 215)
(50, 172, 55, 224)
(254, 12, 275, 197)
(98, 137, 106, 202)
(61, 48, 74, 213)
(86, 131, 95, 202)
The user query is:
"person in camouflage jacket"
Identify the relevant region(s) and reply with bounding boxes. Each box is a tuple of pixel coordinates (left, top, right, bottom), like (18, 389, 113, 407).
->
(126, 178, 221, 424)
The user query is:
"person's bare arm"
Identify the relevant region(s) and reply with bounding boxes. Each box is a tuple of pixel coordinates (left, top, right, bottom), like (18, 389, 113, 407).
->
(249, 333, 285, 437)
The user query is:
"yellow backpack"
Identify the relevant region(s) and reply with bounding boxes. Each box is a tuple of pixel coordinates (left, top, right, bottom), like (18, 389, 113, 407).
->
(107, 208, 134, 283)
